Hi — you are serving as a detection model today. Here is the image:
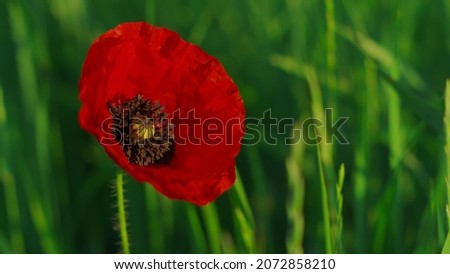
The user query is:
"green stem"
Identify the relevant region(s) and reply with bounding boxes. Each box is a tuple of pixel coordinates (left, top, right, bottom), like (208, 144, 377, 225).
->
(316, 139, 333, 253)
(325, 0, 337, 99)
(116, 168, 130, 254)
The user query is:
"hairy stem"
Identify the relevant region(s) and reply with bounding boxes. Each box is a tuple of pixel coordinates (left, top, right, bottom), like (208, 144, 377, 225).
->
(116, 168, 130, 254)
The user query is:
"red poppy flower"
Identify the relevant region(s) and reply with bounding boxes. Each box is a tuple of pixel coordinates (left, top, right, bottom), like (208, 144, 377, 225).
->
(79, 22, 245, 205)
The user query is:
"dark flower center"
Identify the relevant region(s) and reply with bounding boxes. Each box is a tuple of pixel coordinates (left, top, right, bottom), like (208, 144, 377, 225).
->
(108, 94, 174, 166)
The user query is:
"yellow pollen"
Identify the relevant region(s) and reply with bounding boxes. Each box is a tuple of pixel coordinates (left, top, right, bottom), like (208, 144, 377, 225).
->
(131, 121, 155, 142)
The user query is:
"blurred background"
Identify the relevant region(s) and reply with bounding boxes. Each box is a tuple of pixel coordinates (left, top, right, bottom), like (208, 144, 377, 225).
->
(0, 0, 450, 254)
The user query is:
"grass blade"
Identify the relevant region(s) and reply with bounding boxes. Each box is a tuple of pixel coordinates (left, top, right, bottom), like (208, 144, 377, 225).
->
(442, 232, 450, 254)
(285, 127, 306, 253)
(201, 203, 222, 253)
(185, 204, 208, 253)
(444, 79, 450, 231)
(315, 135, 333, 254)
(144, 186, 165, 253)
(325, 0, 337, 99)
(443, 79, 450, 254)
(230, 170, 255, 253)
(335, 163, 345, 253)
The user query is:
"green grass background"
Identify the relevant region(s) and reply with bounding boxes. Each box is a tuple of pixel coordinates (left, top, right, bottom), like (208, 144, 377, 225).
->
(1, 0, 450, 254)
